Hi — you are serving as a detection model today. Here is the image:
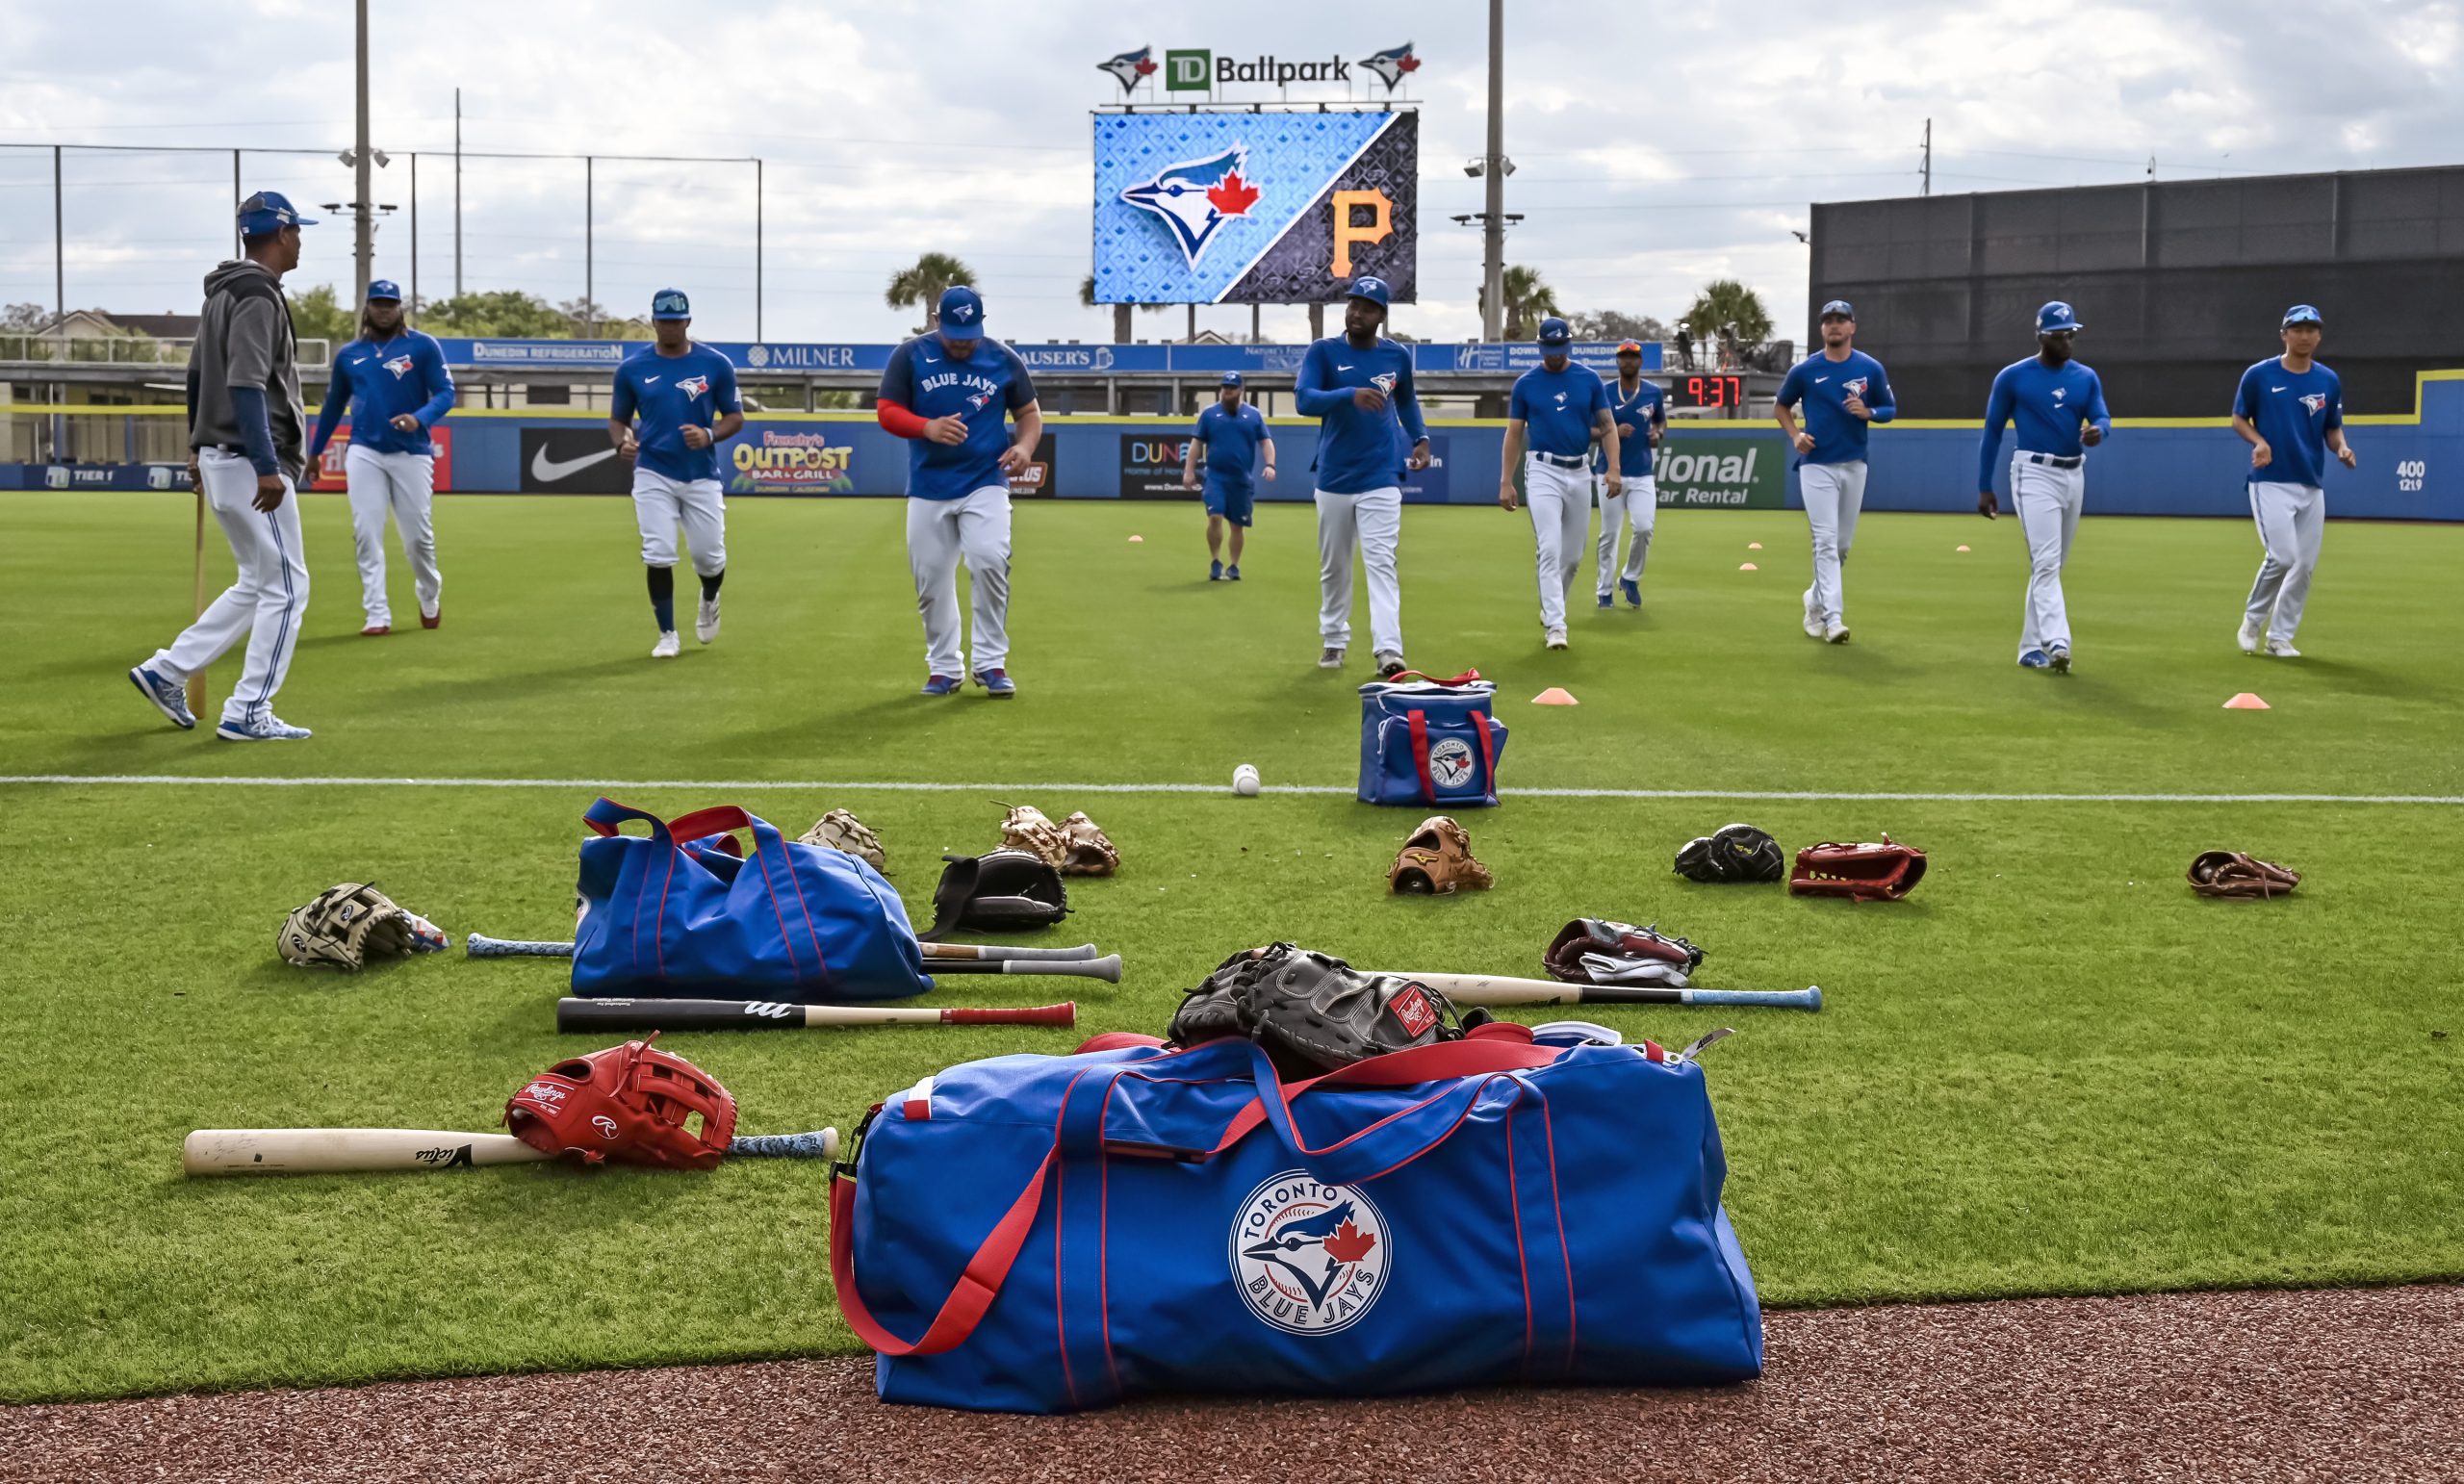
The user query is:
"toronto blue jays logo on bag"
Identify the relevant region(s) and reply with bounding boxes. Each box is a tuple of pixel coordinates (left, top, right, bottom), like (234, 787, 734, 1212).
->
(1230, 1173, 1390, 1335)
(1358, 671, 1506, 807)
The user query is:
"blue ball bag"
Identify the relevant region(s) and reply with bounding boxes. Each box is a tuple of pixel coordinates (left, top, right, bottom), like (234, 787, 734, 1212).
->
(1358, 669, 1507, 807)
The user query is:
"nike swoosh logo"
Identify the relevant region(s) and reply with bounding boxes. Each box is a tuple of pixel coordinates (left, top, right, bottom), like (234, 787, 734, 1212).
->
(530, 447, 620, 481)
(922, 352, 941, 364)
(1814, 376, 1830, 383)
(1337, 365, 1354, 371)
(2271, 386, 2287, 392)
(644, 376, 661, 386)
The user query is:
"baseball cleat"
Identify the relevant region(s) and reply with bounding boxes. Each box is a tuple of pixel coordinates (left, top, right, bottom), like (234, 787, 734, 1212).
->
(360, 622, 390, 637)
(1545, 627, 1570, 650)
(920, 674, 962, 696)
(2047, 645, 2072, 674)
(696, 598, 721, 644)
(2237, 620, 2264, 654)
(1621, 577, 1641, 608)
(974, 668, 1016, 698)
(2018, 649, 2050, 669)
(1209, 559, 1223, 582)
(216, 710, 312, 742)
(651, 630, 681, 658)
(1374, 652, 1407, 678)
(420, 601, 441, 629)
(1225, 564, 1241, 580)
(2265, 637, 2302, 658)
(1596, 593, 1613, 609)
(1803, 591, 1826, 638)
(128, 666, 195, 730)
(1824, 622, 1852, 644)
(1318, 646, 1347, 671)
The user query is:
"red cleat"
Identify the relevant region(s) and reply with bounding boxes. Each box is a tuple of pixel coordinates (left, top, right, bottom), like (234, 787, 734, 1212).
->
(360, 623, 391, 637)
(420, 606, 441, 630)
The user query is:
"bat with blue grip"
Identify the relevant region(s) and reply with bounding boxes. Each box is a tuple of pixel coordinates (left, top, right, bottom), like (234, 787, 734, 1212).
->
(1385, 971, 1823, 1012)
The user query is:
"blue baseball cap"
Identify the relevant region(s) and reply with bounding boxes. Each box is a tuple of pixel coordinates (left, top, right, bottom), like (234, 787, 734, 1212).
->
(1347, 276, 1391, 308)
(1819, 298, 1855, 319)
(2037, 300, 2084, 334)
(651, 288, 691, 320)
(1220, 371, 1244, 387)
(1536, 316, 1573, 347)
(365, 279, 402, 302)
(236, 191, 315, 236)
(937, 286, 985, 336)
(2282, 303, 2323, 327)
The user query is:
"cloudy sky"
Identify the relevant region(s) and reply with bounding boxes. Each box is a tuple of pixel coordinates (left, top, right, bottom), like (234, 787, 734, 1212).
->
(3, 0, 2456, 345)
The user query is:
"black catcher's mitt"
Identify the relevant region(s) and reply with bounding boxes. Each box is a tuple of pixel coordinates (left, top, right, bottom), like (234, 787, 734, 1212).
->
(1167, 942, 1470, 1079)
(920, 850, 1068, 939)
(1674, 823, 1785, 883)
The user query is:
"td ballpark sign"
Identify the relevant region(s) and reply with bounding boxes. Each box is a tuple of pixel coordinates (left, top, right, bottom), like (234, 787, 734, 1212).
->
(1098, 42, 1420, 96)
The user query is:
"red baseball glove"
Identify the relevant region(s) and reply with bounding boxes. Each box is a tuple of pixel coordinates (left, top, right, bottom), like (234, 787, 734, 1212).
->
(1790, 834, 1928, 901)
(504, 1036, 737, 1171)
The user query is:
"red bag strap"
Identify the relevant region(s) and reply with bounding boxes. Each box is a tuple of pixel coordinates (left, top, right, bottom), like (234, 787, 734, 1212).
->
(829, 1152, 1053, 1357)
(1407, 708, 1437, 805)
(1208, 1037, 1568, 1155)
(1471, 712, 1497, 794)
(1386, 668, 1482, 687)
(666, 805, 758, 845)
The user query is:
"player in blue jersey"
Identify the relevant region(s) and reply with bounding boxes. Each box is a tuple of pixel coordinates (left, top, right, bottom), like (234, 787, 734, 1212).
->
(1596, 340, 1665, 609)
(1775, 299, 1895, 643)
(2231, 305, 2353, 658)
(1498, 317, 1618, 649)
(875, 285, 1043, 697)
(1181, 371, 1276, 580)
(306, 280, 456, 636)
(608, 289, 743, 658)
(1294, 277, 1429, 677)
(1976, 302, 2112, 673)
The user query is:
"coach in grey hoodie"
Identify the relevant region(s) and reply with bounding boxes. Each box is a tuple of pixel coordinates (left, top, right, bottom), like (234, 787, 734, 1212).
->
(127, 191, 320, 742)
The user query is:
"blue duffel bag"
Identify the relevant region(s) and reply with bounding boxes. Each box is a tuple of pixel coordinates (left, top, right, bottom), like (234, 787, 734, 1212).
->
(572, 798, 931, 1001)
(830, 1029, 1762, 1412)
(1358, 670, 1506, 807)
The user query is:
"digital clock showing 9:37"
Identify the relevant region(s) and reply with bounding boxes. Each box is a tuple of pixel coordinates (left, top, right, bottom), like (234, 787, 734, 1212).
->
(1674, 374, 1748, 410)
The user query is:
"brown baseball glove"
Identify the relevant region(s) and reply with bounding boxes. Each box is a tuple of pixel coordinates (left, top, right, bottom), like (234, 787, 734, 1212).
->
(1058, 811, 1118, 876)
(503, 1035, 737, 1171)
(1389, 815, 1494, 895)
(277, 883, 449, 970)
(1790, 834, 1927, 901)
(2188, 851, 2299, 899)
(798, 807, 886, 872)
(997, 802, 1069, 867)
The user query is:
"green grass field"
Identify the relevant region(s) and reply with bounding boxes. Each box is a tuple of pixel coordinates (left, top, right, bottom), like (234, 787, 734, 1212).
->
(3, 490, 2460, 1404)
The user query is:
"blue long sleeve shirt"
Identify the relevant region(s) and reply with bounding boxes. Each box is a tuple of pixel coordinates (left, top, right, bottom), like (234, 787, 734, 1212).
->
(309, 329, 456, 459)
(1976, 355, 2112, 492)
(1775, 349, 1894, 465)
(1295, 335, 1426, 495)
(2234, 358, 2343, 487)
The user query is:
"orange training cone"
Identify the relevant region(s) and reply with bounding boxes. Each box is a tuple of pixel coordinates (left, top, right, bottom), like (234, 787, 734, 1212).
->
(1128, 534, 1143, 543)
(2222, 693, 2271, 710)
(1747, 541, 1763, 550)
(1739, 562, 1758, 571)
(1531, 687, 1579, 705)
(1957, 544, 1971, 552)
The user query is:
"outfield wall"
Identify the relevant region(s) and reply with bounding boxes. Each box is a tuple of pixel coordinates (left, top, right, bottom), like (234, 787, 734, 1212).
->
(7, 371, 2460, 520)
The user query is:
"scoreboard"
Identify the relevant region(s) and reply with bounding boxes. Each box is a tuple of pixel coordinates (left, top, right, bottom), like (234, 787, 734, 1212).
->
(1672, 373, 1749, 411)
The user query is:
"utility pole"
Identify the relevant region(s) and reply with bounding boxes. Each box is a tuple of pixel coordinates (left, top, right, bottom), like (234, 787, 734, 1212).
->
(52, 145, 63, 329)
(231, 150, 242, 257)
(453, 88, 463, 297)
(408, 153, 418, 311)
(353, 0, 372, 303)
(584, 156, 594, 334)
(755, 158, 764, 341)
(1480, 0, 1505, 341)
(1921, 117, 1932, 197)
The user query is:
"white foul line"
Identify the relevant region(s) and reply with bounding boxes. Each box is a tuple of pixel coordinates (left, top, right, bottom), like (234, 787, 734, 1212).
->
(1, 775, 2457, 806)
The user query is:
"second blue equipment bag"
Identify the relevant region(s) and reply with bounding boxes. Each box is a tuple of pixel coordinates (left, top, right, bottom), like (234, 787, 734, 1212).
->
(1357, 669, 1507, 807)
(572, 797, 931, 1001)
(831, 1029, 1762, 1412)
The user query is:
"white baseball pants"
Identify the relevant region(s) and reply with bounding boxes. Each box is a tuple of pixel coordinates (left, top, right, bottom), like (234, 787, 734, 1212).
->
(1596, 473, 1656, 596)
(147, 448, 309, 727)
(909, 485, 1013, 678)
(1524, 457, 1591, 629)
(345, 446, 439, 627)
(1799, 459, 1868, 626)
(2245, 481, 2325, 642)
(2012, 457, 2085, 658)
(630, 467, 727, 576)
(1315, 485, 1403, 657)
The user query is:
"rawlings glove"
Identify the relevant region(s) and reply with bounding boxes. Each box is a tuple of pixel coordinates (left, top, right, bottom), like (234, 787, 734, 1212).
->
(1058, 811, 1118, 876)
(1790, 834, 1928, 901)
(920, 850, 1069, 939)
(1168, 942, 1465, 1079)
(277, 882, 448, 970)
(1389, 815, 1494, 895)
(2188, 851, 2299, 899)
(1674, 823, 1785, 883)
(996, 803, 1068, 867)
(798, 807, 886, 872)
(1544, 918, 1705, 987)
(503, 1035, 736, 1171)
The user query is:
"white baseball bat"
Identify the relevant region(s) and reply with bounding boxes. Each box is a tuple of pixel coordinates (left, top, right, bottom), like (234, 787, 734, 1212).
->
(183, 1126, 840, 1176)
(1379, 971, 1823, 1011)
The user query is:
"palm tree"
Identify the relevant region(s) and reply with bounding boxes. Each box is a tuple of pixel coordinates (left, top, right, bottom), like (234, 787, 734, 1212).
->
(1477, 265, 1561, 340)
(1081, 272, 1166, 343)
(1680, 280, 1774, 367)
(886, 252, 977, 332)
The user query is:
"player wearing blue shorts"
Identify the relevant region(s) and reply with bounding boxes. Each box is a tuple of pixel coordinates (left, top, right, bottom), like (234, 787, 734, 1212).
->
(1976, 302, 2112, 673)
(306, 279, 455, 636)
(608, 289, 744, 658)
(876, 285, 1044, 698)
(1181, 371, 1276, 581)
(1775, 299, 1895, 644)
(2231, 305, 2354, 658)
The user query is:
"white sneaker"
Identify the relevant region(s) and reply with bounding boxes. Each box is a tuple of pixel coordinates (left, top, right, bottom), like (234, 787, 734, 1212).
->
(696, 597, 721, 644)
(1544, 627, 1569, 651)
(1803, 591, 1826, 639)
(2237, 620, 2263, 654)
(651, 630, 681, 658)
(216, 710, 312, 742)
(2265, 637, 2301, 658)
(1825, 621, 1852, 644)
(1318, 646, 1346, 671)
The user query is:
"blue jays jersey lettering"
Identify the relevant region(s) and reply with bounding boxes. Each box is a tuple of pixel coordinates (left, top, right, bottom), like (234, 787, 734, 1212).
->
(1294, 336, 1426, 495)
(2235, 359, 2343, 486)
(1776, 349, 1896, 465)
(612, 345, 741, 482)
(1604, 378, 1665, 476)
(877, 335, 1037, 501)
(1194, 401, 1269, 485)
(1508, 363, 1607, 459)
(309, 329, 455, 457)
(1976, 357, 2113, 491)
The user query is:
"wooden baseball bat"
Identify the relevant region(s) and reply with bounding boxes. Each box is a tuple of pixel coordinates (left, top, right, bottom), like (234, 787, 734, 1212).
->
(1380, 971, 1823, 1011)
(929, 954, 1120, 983)
(183, 1126, 840, 1176)
(555, 997, 1078, 1034)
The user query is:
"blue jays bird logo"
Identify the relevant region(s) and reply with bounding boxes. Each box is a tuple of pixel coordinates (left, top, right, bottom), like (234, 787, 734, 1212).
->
(2052, 387, 2067, 402)
(1230, 1173, 1391, 1336)
(1842, 377, 1869, 401)
(1121, 144, 1261, 269)
(1372, 371, 1399, 396)
(966, 390, 996, 412)
(1097, 45, 1158, 95)
(2299, 392, 2328, 416)
(381, 354, 414, 380)
(676, 374, 711, 398)
(1358, 41, 1421, 93)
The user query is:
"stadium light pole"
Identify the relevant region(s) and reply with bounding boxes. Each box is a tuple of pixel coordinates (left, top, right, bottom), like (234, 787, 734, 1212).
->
(353, 0, 372, 305)
(1479, 0, 1505, 342)
(453, 88, 463, 298)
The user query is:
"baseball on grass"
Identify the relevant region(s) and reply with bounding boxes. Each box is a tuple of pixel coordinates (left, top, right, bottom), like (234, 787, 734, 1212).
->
(1232, 764, 1261, 797)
